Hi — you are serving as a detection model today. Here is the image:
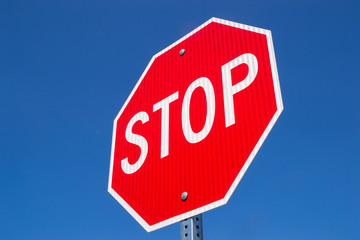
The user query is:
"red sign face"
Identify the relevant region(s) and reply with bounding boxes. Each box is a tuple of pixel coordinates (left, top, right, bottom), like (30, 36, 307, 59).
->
(108, 17, 283, 232)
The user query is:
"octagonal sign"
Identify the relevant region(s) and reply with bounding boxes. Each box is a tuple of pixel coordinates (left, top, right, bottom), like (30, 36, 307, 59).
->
(108, 17, 283, 232)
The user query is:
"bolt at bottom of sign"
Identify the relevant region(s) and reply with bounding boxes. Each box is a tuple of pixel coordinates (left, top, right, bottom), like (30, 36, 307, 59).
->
(181, 192, 188, 201)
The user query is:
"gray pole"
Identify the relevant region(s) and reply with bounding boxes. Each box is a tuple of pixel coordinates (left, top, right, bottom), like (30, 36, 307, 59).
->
(180, 214, 203, 240)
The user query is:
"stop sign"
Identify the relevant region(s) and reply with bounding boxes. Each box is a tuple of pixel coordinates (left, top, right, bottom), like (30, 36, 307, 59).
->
(108, 17, 283, 232)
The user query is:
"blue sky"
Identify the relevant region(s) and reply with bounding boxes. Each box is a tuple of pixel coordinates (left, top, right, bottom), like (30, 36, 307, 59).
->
(1, 0, 359, 239)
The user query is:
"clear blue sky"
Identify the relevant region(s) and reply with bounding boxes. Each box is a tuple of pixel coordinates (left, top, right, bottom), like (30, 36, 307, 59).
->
(1, 0, 359, 239)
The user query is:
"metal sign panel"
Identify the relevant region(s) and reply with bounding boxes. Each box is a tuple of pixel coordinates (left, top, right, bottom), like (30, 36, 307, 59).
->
(108, 17, 283, 232)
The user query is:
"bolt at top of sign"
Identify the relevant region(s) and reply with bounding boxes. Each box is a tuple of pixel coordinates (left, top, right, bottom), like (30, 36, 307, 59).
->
(108, 17, 283, 232)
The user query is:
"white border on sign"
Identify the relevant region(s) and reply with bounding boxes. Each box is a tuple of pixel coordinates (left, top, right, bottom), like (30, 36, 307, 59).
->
(108, 17, 283, 232)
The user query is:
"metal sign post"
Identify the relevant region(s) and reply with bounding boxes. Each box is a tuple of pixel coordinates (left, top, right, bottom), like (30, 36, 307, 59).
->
(180, 214, 203, 240)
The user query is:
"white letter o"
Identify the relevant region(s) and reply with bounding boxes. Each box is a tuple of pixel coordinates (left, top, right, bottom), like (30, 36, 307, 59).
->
(182, 77, 215, 144)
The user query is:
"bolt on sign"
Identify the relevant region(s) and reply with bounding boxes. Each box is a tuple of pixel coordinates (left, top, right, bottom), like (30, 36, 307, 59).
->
(108, 17, 283, 232)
